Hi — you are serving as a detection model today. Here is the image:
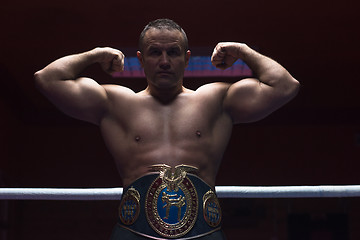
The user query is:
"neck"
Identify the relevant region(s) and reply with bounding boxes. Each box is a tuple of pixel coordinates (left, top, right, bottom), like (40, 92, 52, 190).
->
(146, 85, 185, 104)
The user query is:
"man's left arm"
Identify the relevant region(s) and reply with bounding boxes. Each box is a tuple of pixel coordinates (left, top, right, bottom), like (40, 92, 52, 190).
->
(211, 42, 300, 124)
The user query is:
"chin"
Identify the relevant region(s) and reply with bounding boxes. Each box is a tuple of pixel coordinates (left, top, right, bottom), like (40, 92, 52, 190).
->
(154, 79, 178, 88)
(156, 83, 178, 90)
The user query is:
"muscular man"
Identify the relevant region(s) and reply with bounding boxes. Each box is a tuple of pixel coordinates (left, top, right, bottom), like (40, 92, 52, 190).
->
(34, 19, 299, 239)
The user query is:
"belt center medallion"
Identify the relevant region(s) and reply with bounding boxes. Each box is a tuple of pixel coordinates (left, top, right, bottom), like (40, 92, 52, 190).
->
(145, 165, 198, 238)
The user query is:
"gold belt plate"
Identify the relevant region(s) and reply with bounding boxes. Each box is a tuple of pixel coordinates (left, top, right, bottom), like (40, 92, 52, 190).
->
(145, 165, 199, 238)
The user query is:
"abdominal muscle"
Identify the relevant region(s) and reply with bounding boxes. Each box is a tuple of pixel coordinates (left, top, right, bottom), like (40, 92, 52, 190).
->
(103, 129, 226, 188)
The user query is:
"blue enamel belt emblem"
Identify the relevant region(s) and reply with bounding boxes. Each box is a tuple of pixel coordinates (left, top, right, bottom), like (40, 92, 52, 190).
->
(119, 187, 140, 225)
(203, 190, 222, 227)
(145, 166, 198, 238)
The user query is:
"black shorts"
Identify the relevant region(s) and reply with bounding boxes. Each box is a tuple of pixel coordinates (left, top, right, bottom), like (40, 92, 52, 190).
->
(109, 223, 227, 240)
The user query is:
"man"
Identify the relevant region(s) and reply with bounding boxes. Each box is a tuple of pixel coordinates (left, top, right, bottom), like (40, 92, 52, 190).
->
(34, 19, 299, 239)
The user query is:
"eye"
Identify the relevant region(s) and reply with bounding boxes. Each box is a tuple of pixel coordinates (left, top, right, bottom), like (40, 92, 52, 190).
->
(167, 49, 180, 56)
(149, 49, 161, 56)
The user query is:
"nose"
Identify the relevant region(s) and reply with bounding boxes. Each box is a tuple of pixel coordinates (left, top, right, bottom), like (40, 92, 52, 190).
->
(159, 52, 170, 70)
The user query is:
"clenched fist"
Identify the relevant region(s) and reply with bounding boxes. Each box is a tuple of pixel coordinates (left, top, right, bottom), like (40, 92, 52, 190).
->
(211, 42, 245, 70)
(93, 47, 125, 74)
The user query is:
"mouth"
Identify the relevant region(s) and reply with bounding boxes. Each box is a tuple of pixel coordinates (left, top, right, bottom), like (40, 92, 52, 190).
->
(157, 71, 173, 75)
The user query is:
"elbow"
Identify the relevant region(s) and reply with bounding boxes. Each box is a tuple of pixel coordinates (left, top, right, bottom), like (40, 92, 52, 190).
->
(273, 74, 300, 102)
(33, 70, 42, 84)
(289, 77, 300, 98)
(33, 70, 47, 90)
(276, 69, 300, 98)
(279, 77, 300, 103)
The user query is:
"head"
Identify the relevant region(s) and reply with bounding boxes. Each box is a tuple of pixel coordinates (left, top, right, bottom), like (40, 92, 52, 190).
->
(137, 19, 191, 96)
(138, 19, 188, 54)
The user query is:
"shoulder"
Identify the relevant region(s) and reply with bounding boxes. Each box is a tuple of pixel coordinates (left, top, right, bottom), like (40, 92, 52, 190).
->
(195, 82, 231, 98)
(184, 82, 233, 117)
(102, 84, 136, 95)
(191, 82, 232, 110)
(102, 84, 137, 102)
(99, 84, 141, 116)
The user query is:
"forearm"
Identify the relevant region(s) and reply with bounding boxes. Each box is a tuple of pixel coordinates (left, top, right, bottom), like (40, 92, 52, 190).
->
(236, 43, 295, 87)
(34, 49, 99, 82)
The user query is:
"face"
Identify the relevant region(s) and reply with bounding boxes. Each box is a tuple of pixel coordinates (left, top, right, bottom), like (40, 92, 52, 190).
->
(137, 28, 191, 90)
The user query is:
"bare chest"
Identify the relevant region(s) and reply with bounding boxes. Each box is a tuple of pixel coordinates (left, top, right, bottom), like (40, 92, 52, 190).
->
(126, 99, 217, 143)
(100, 89, 233, 186)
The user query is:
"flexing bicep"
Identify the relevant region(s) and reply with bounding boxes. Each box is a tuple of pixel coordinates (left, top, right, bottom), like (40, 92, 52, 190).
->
(223, 78, 295, 124)
(35, 75, 109, 125)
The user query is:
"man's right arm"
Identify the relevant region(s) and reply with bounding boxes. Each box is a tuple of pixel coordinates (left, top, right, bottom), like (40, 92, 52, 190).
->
(34, 47, 125, 125)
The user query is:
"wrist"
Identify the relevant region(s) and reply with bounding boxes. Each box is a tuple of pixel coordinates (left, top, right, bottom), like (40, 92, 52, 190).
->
(235, 43, 250, 59)
(85, 48, 104, 64)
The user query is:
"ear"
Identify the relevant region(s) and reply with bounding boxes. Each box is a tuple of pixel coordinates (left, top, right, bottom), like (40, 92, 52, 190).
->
(185, 50, 191, 67)
(137, 51, 144, 68)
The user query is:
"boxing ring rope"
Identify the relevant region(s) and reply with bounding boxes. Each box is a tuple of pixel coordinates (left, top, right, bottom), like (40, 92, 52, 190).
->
(1, 185, 360, 200)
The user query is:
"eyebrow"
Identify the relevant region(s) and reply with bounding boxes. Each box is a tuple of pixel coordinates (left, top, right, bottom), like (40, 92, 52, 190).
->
(147, 44, 182, 51)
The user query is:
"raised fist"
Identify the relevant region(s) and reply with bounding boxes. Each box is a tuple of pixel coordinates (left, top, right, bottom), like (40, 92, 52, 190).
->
(93, 47, 125, 74)
(211, 42, 243, 70)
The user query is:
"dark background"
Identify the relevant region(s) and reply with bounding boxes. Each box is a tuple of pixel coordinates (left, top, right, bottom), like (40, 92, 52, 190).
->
(0, 0, 359, 239)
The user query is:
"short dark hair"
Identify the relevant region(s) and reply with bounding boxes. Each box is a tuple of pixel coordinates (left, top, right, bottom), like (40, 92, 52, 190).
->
(138, 19, 188, 53)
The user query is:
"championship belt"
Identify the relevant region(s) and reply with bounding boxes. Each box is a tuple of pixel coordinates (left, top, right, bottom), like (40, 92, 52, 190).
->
(118, 164, 222, 239)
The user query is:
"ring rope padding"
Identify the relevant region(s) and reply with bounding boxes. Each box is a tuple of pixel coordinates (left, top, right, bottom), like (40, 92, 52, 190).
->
(1, 185, 360, 200)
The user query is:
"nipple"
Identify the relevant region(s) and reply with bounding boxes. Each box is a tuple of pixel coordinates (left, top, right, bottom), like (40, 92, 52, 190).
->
(196, 131, 201, 138)
(135, 136, 141, 142)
